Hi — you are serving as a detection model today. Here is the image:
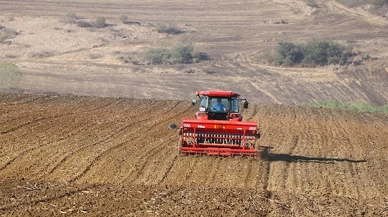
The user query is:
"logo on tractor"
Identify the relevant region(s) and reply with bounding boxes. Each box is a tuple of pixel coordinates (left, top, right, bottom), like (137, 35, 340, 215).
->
(198, 125, 205, 128)
(249, 127, 257, 130)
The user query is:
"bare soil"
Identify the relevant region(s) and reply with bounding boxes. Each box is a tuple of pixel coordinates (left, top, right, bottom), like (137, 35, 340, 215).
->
(1, 1, 388, 216)
(0, 93, 387, 216)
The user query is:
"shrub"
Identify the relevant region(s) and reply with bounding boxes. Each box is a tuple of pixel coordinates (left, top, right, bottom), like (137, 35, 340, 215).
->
(276, 40, 351, 66)
(0, 62, 22, 90)
(306, 0, 318, 7)
(156, 24, 183, 35)
(0, 28, 18, 43)
(76, 21, 92, 28)
(276, 42, 304, 66)
(192, 51, 210, 62)
(170, 45, 194, 63)
(302, 40, 349, 65)
(119, 56, 140, 65)
(0, 35, 6, 43)
(28, 51, 54, 58)
(5, 54, 17, 59)
(129, 59, 140, 65)
(145, 48, 172, 65)
(94, 17, 106, 28)
(144, 45, 197, 65)
(89, 54, 103, 59)
(63, 12, 77, 24)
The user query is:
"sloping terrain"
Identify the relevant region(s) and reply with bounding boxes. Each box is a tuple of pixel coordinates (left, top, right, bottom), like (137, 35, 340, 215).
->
(0, 93, 387, 216)
(1, 0, 388, 104)
(1, 0, 388, 216)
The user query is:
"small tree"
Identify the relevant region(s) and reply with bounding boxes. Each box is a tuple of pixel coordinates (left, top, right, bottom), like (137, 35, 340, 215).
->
(275, 40, 351, 66)
(0, 62, 22, 90)
(302, 40, 348, 65)
(144, 45, 196, 65)
(276, 42, 304, 66)
(302, 41, 329, 65)
(171, 45, 194, 63)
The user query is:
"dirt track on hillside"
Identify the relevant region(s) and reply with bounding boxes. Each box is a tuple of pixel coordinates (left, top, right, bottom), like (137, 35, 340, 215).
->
(1, 0, 388, 104)
(0, 93, 387, 216)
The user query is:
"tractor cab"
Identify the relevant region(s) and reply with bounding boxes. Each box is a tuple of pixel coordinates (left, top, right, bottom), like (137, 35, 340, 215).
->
(192, 90, 248, 121)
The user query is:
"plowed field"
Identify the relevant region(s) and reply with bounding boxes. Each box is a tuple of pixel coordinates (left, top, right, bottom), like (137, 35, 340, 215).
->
(1, 93, 387, 216)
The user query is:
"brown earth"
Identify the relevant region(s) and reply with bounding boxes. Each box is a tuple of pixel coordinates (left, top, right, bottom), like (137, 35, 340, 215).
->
(1, 0, 388, 104)
(1, 0, 388, 216)
(0, 93, 387, 216)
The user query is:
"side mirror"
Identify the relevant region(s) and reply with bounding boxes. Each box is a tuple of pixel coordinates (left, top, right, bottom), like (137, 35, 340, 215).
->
(243, 101, 249, 109)
(169, 123, 177, 129)
(192, 98, 197, 105)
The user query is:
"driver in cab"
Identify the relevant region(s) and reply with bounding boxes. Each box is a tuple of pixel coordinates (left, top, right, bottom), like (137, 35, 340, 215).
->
(213, 98, 226, 112)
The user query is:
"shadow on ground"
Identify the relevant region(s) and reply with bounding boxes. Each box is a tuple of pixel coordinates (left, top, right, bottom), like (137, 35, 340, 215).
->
(261, 152, 367, 164)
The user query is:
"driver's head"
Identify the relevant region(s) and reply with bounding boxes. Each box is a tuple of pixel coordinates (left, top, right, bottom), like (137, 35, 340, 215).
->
(217, 98, 222, 103)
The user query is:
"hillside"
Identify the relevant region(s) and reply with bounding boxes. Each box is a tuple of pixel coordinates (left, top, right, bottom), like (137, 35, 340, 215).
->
(1, 0, 388, 215)
(1, 0, 388, 104)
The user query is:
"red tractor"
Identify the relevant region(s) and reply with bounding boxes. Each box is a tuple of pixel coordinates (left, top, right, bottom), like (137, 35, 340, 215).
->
(171, 90, 264, 156)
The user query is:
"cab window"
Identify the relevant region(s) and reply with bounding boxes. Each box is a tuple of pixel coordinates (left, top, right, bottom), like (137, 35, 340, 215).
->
(200, 96, 208, 108)
(231, 97, 239, 112)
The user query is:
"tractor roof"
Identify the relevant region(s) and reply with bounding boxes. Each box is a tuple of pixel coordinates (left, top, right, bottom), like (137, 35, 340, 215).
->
(197, 90, 240, 97)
